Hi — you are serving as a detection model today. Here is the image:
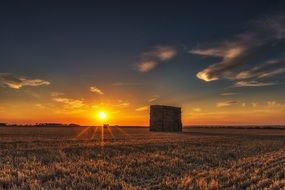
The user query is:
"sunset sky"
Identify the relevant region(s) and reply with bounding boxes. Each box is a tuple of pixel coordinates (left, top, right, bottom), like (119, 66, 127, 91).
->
(1, 1, 285, 125)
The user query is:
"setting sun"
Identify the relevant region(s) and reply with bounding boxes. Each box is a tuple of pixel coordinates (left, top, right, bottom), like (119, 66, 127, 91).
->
(98, 111, 107, 120)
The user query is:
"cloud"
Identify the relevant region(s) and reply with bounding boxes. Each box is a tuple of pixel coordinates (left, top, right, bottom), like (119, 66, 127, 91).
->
(53, 97, 86, 109)
(116, 102, 130, 107)
(259, 67, 285, 78)
(138, 61, 157, 72)
(191, 46, 244, 60)
(193, 108, 202, 112)
(235, 59, 285, 80)
(35, 103, 46, 109)
(137, 46, 177, 72)
(0, 73, 50, 89)
(148, 95, 160, 102)
(90, 86, 104, 95)
(135, 106, 149, 111)
(115, 100, 130, 108)
(252, 102, 258, 107)
(190, 14, 285, 85)
(50, 92, 64, 97)
(267, 101, 285, 108)
(216, 100, 238, 107)
(91, 100, 131, 112)
(267, 101, 277, 107)
(53, 97, 88, 114)
(221, 92, 237, 96)
(234, 80, 275, 87)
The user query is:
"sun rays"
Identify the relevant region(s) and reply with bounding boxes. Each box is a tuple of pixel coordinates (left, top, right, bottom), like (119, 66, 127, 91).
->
(100, 125, 104, 147)
(106, 125, 115, 139)
(114, 126, 130, 137)
(74, 126, 91, 139)
(91, 126, 99, 139)
(73, 125, 130, 147)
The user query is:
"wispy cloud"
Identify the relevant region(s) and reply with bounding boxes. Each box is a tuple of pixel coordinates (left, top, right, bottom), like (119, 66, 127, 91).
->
(53, 97, 88, 114)
(50, 92, 64, 97)
(267, 101, 285, 108)
(135, 106, 149, 111)
(235, 59, 285, 80)
(138, 61, 158, 72)
(0, 73, 50, 89)
(221, 92, 238, 96)
(137, 46, 177, 72)
(35, 103, 46, 109)
(115, 100, 130, 108)
(193, 108, 202, 112)
(90, 86, 104, 95)
(148, 95, 160, 103)
(252, 102, 258, 107)
(234, 80, 275, 87)
(53, 97, 86, 109)
(91, 99, 131, 111)
(216, 100, 238, 107)
(190, 14, 285, 86)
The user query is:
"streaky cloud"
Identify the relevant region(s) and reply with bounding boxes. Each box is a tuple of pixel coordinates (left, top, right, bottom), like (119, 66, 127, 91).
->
(193, 108, 202, 112)
(221, 92, 238, 96)
(135, 106, 149, 111)
(53, 97, 86, 109)
(53, 97, 89, 114)
(190, 14, 285, 85)
(138, 60, 158, 72)
(235, 80, 276, 87)
(148, 95, 160, 102)
(0, 73, 50, 89)
(137, 46, 177, 72)
(236, 59, 285, 80)
(216, 100, 238, 107)
(90, 86, 104, 95)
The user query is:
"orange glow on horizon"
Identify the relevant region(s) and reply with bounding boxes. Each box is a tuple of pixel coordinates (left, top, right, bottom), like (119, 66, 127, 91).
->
(1, 99, 285, 126)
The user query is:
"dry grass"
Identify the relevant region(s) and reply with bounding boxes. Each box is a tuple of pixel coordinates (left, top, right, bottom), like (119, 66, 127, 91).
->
(0, 127, 285, 189)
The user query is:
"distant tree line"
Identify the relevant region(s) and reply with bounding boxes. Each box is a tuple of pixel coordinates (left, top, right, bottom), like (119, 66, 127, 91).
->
(36, 123, 81, 127)
(185, 125, 285, 129)
(0, 123, 81, 127)
(0, 123, 7, 127)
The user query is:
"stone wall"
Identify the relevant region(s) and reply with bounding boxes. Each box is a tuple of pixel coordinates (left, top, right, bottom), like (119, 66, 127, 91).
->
(150, 105, 182, 132)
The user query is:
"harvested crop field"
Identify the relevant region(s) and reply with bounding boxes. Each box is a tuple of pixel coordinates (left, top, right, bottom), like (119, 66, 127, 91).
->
(0, 127, 285, 189)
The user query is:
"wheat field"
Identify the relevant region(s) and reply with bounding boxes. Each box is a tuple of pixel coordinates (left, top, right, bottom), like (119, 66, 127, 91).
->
(0, 127, 285, 190)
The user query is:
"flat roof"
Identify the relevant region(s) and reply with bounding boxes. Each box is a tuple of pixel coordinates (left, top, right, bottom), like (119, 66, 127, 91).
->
(150, 105, 181, 109)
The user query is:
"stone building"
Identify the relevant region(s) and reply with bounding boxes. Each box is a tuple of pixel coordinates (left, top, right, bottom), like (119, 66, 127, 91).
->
(150, 105, 182, 132)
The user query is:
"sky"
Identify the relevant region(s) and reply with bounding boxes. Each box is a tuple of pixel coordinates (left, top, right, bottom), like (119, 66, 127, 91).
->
(0, 1, 285, 125)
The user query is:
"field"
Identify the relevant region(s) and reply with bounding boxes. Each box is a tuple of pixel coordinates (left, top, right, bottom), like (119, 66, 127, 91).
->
(0, 127, 285, 190)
